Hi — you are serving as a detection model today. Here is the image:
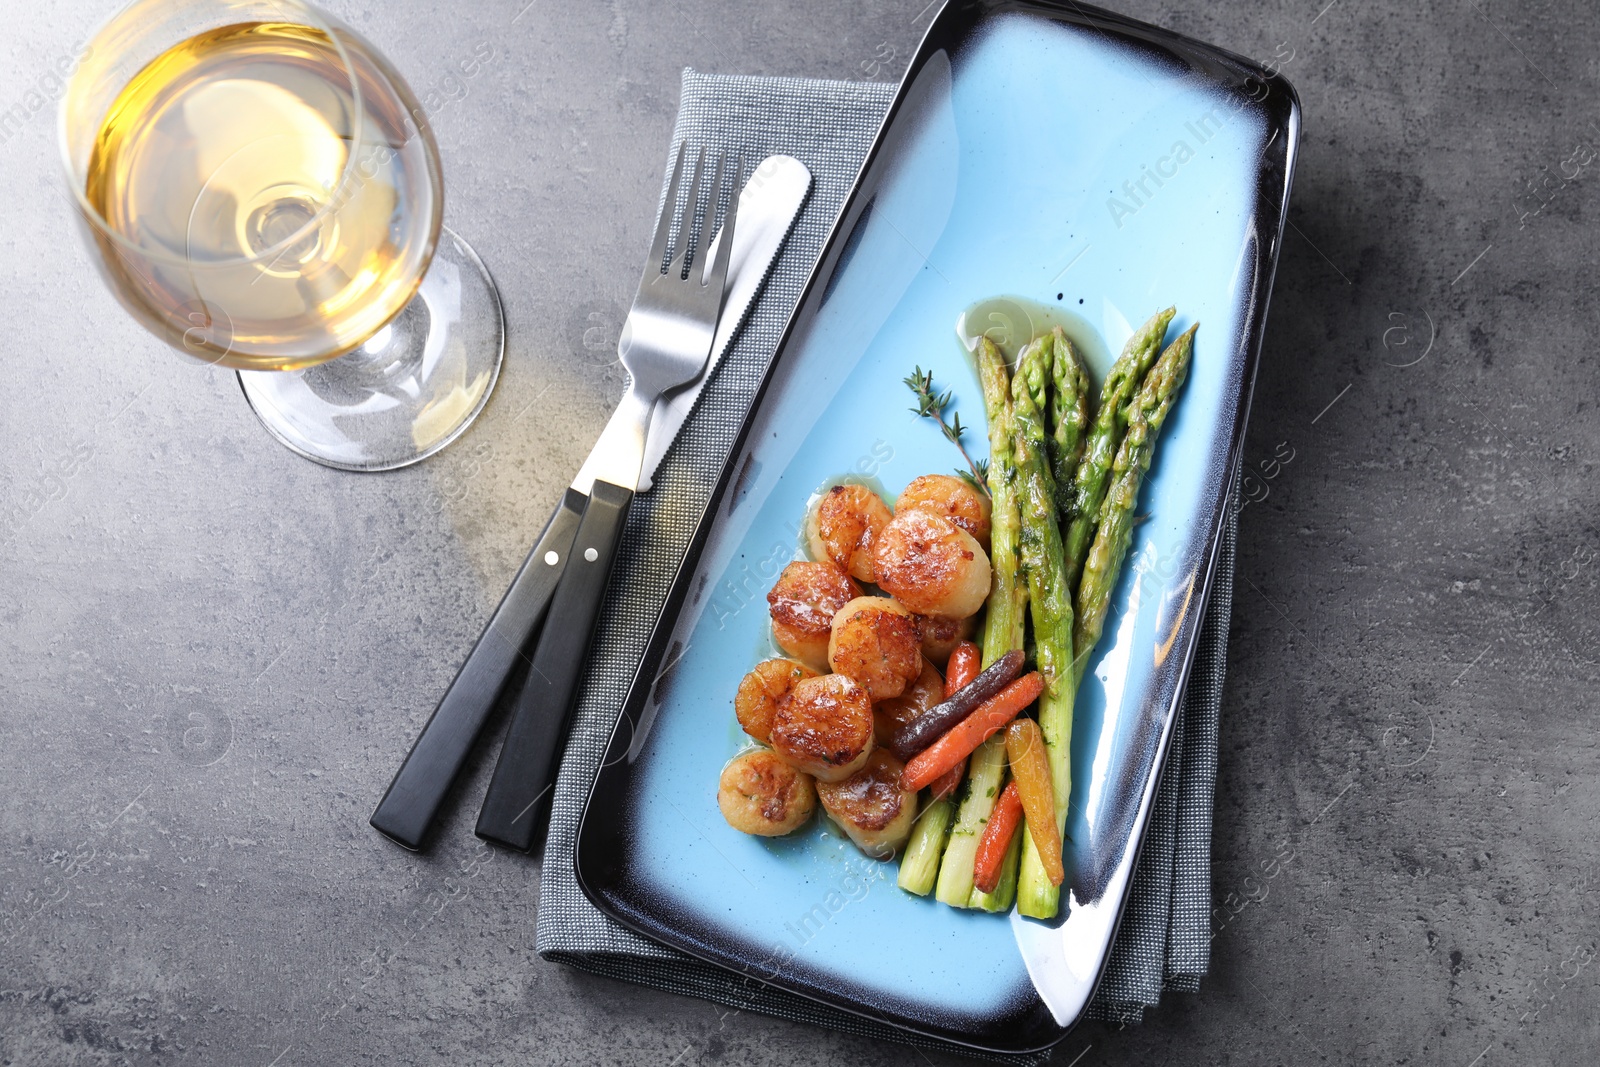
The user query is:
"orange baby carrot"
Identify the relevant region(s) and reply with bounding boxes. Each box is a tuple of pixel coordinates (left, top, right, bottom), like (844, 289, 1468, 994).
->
(973, 780, 1023, 894)
(901, 671, 1043, 793)
(945, 641, 981, 693)
(927, 641, 980, 797)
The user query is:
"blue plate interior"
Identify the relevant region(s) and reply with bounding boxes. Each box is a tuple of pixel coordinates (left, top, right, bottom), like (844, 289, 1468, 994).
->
(578, 1, 1298, 1053)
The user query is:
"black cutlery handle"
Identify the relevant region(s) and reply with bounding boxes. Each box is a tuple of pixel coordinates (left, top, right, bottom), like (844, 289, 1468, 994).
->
(475, 479, 634, 851)
(370, 487, 587, 851)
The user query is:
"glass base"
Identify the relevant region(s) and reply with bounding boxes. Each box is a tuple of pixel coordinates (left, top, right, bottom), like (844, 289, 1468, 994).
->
(238, 226, 504, 471)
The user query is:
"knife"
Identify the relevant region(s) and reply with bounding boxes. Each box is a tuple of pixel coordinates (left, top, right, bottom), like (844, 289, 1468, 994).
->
(369, 155, 812, 851)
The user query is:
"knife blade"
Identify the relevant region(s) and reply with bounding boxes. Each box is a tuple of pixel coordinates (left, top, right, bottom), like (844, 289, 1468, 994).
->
(369, 154, 811, 851)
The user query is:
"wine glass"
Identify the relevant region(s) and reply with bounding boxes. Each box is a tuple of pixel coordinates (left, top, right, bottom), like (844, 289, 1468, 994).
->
(59, 0, 503, 471)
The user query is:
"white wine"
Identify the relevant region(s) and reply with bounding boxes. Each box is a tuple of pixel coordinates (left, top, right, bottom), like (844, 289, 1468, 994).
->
(84, 21, 441, 370)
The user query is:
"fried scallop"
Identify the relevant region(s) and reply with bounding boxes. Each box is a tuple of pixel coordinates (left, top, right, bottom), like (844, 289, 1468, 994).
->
(734, 658, 817, 743)
(769, 673, 874, 782)
(826, 596, 922, 701)
(816, 748, 919, 858)
(766, 560, 862, 672)
(872, 509, 992, 620)
(895, 473, 992, 548)
(718, 749, 817, 836)
(912, 612, 975, 667)
(873, 656, 944, 747)
(806, 483, 894, 582)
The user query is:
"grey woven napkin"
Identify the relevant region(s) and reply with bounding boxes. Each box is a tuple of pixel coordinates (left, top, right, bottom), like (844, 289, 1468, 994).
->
(535, 69, 1235, 1061)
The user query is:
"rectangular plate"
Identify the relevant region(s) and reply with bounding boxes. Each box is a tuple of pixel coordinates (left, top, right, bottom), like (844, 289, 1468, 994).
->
(576, 0, 1299, 1053)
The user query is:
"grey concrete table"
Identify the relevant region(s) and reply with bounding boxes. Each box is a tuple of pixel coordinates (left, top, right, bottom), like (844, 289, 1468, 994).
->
(3, 0, 1596, 1063)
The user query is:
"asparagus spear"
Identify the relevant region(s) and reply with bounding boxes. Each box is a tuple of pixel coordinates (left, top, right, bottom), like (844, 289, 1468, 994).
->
(1011, 335, 1071, 689)
(936, 335, 1027, 908)
(934, 736, 1008, 906)
(1008, 333, 1077, 920)
(896, 795, 954, 896)
(976, 336, 1027, 662)
(1062, 308, 1175, 596)
(1047, 328, 1091, 518)
(960, 334, 1075, 915)
(1073, 324, 1196, 685)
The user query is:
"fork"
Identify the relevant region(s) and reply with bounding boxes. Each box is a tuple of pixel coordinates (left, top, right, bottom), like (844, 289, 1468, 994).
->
(474, 145, 741, 851)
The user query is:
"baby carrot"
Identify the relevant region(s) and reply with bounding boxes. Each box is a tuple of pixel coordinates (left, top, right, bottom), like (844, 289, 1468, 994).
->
(973, 780, 1023, 894)
(929, 762, 965, 800)
(928, 641, 980, 798)
(902, 672, 1043, 793)
(1005, 718, 1064, 885)
(945, 641, 981, 692)
(890, 649, 1024, 760)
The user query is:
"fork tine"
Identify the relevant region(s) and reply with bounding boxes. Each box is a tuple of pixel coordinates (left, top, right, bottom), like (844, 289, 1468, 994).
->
(669, 146, 708, 277)
(645, 142, 686, 278)
(693, 151, 727, 283)
(703, 154, 741, 292)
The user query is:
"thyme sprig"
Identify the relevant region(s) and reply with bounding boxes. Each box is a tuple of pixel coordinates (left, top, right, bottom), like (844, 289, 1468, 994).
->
(904, 366, 990, 495)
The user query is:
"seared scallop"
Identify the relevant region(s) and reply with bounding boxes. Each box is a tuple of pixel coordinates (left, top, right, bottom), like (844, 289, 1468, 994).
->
(896, 473, 992, 548)
(827, 596, 922, 701)
(735, 658, 817, 743)
(769, 673, 874, 782)
(718, 749, 817, 836)
(872, 509, 992, 620)
(806, 483, 893, 582)
(912, 612, 975, 667)
(767, 561, 862, 672)
(816, 748, 919, 858)
(873, 656, 944, 747)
